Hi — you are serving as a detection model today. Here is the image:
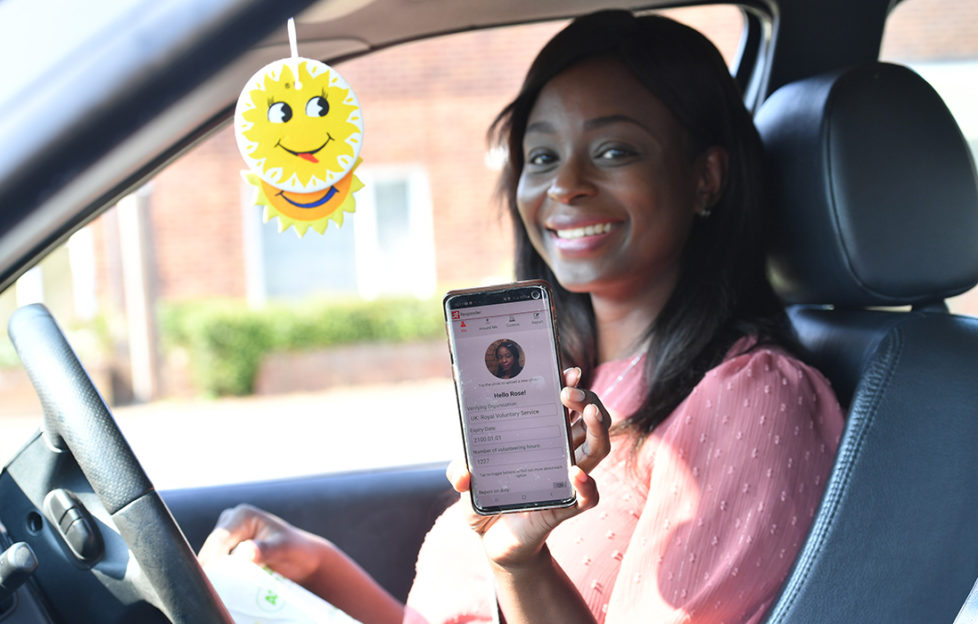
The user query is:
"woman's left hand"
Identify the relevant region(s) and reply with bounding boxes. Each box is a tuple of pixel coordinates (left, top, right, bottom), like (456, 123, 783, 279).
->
(447, 367, 611, 568)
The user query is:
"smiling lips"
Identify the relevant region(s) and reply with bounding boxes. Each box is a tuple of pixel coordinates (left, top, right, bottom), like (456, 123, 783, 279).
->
(549, 221, 620, 252)
(554, 222, 616, 239)
(277, 134, 334, 163)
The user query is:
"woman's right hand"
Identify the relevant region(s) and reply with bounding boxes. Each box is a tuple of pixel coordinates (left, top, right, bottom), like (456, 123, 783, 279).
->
(448, 366, 612, 569)
(197, 503, 327, 586)
(199, 504, 405, 624)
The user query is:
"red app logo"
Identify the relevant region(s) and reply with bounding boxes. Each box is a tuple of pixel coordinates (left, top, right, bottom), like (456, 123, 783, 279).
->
(451, 310, 461, 320)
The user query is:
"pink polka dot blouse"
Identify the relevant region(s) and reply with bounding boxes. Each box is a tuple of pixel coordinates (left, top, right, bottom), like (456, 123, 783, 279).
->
(403, 341, 844, 623)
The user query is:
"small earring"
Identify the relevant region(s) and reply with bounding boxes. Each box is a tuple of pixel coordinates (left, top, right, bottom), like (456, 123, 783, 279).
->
(696, 190, 713, 218)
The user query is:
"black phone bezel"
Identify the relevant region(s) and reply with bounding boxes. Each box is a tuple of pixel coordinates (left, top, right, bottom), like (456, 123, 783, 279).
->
(443, 280, 577, 515)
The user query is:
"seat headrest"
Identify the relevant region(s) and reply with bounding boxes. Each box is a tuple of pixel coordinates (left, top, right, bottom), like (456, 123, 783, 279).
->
(756, 62, 978, 307)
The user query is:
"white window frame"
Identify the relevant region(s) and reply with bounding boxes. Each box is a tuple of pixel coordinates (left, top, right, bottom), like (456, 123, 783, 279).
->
(242, 163, 437, 303)
(353, 163, 437, 300)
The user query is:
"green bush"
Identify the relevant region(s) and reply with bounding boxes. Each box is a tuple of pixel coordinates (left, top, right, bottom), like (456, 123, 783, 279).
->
(0, 337, 18, 369)
(160, 296, 443, 396)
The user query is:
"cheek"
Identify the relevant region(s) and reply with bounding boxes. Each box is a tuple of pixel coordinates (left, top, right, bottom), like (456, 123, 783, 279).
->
(515, 175, 534, 221)
(516, 175, 547, 244)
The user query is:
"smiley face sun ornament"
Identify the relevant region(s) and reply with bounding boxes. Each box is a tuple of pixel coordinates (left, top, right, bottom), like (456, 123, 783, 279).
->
(235, 18, 364, 237)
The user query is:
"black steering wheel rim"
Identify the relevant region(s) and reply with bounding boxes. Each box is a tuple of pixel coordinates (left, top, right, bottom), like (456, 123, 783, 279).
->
(7, 303, 232, 623)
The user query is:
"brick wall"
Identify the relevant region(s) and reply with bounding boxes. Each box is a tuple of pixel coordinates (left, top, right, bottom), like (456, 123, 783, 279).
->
(148, 128, 249, 299)
(882, 0, 978, 60)
(137, 21, 567, 302)
(131, 9, 751, 303)
(95, 3, 977, 306)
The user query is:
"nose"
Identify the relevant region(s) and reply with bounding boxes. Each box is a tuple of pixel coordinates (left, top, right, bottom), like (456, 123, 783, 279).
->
(546, 157, 596, 204)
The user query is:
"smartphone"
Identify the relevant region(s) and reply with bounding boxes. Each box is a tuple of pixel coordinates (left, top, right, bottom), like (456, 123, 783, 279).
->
(444, 280, 576, 515)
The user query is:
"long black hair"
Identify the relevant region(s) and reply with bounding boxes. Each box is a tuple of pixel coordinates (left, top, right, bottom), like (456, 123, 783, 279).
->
(490, 10, 794, 439)
(494, 339, 523, 378)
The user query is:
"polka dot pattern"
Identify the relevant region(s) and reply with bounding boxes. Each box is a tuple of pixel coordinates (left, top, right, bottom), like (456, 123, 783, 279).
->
(403, 341, 844, 624)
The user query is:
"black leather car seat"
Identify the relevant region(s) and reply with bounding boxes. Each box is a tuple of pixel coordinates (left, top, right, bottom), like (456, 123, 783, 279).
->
(754, 62, 978, 623)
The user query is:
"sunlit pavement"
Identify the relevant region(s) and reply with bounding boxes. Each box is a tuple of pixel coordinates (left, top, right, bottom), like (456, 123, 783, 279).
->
(0, 378, 460, 491)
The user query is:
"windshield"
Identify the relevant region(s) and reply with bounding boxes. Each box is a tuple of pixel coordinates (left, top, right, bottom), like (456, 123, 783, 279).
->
(0, 5, 748, 490)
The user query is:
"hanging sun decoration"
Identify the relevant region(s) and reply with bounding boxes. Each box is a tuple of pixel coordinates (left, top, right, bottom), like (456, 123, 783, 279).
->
(235, 18, 364, 237)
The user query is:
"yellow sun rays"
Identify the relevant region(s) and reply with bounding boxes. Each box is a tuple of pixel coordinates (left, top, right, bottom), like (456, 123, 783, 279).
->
(237, 59, 362, 192)
(235, 56, 365, 238)
(246, 159, 363, 237)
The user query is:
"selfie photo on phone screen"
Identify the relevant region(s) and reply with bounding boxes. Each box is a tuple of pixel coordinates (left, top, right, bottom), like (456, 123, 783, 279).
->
(444, 281, 576, 515)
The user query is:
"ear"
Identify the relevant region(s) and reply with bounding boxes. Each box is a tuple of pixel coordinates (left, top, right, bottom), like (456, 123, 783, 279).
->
(694, 147, 728, 216)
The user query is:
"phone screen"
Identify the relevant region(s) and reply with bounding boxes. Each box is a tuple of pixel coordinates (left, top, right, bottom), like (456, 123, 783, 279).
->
(444, 281, 576, 514)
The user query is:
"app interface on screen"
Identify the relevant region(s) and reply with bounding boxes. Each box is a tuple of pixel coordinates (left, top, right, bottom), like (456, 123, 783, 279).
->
(448, 294, 573, 509)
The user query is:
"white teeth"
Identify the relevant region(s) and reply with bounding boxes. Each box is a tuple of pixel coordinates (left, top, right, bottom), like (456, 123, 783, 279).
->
(555, 222, 615, 239)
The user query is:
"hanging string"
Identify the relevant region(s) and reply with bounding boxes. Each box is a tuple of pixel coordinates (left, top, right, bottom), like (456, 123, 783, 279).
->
(288, 17, 299, 58)
(287, 17, 301, 89)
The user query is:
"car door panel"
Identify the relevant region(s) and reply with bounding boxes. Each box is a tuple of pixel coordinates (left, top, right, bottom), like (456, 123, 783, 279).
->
(162, 462, 455, 603)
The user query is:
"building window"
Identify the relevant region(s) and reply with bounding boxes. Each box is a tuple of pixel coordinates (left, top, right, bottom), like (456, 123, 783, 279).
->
(245, 164, 436, 303)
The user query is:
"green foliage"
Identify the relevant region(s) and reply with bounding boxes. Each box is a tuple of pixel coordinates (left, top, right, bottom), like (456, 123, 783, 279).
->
(0, 337, 18, 369)
(160, 297, 443, 396)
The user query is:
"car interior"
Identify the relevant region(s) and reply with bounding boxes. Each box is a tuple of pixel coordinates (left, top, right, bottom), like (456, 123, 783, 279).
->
(0, 0, 976, 622)
(756, 60, 978, 623)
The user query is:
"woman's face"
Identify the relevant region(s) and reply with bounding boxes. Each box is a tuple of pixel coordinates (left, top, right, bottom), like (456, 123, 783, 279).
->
(497, 345, 516, 372)
(516, 57, 706, 301)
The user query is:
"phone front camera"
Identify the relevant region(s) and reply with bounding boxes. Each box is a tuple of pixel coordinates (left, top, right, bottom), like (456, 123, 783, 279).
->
(531, 291, 541, 299)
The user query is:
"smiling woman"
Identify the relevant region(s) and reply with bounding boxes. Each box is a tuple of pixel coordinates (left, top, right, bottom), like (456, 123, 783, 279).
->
(1, 0, 976, 622)
(199, 10, 844, 624)
(515, 57, 720, 316)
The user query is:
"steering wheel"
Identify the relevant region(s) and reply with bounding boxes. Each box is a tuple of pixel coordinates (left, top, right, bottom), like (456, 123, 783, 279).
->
(7, 303, 233, 623)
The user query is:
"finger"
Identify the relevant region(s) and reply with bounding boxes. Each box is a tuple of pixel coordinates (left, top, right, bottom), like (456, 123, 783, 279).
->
(198, 506, 251, 564)
(445, 465, 499, 535)
(563, 366, 582, 389)
(570, 465, 599, 512)
(561, 387, 586, 429)
(198, 504, 269, 565)
(561, 368, 584, 421)
(229, 539, 262, 563)
(570, 416, 586, 448)
(446, 458, 471, 493)
(197, 527, 233, 566)
(560, 387, 610, 425)
(574, 403, 612, 473)
(540, 467, 600, 527)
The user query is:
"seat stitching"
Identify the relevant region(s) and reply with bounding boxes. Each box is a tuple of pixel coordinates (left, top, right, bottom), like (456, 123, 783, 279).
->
(765, 326, 904, 621)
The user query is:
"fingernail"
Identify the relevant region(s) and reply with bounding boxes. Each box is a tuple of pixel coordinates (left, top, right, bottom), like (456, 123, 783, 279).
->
(589, 404, 603, 422)
(571, 388, 585, 401)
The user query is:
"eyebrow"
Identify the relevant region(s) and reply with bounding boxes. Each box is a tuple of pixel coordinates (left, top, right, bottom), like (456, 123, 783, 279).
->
(525, 114, 654, 136)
